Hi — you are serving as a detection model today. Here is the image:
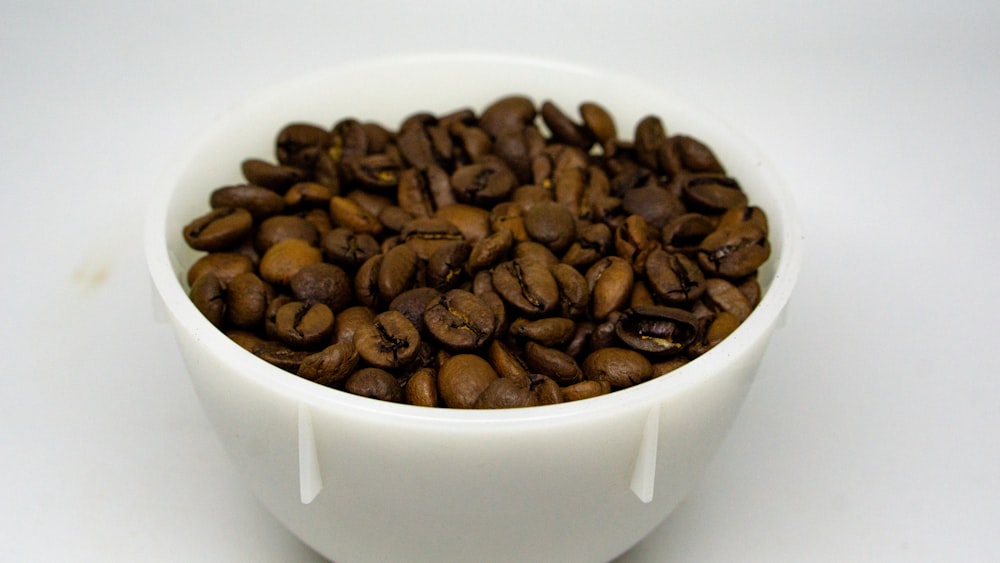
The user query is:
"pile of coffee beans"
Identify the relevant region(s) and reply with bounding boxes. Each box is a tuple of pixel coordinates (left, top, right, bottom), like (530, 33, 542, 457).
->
(183, 95, 770, 408)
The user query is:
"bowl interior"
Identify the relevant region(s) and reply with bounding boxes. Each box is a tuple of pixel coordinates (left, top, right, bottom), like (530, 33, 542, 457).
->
(147, 52, 802, 425)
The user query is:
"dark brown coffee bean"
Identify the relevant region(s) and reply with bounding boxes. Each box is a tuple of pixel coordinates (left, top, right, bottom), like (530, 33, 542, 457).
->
(396, 167, 437, 219)
(401, 217, 465, 260)
(389, 287, 441, 334)
(398, 120, 451, 170)
(523, 200, 577, 253)
(562, 222, 612, 269)
(533, 376, 563, 405)
(561, 380, 611, 402)
(585, 256, 634, 320)
(276, 123, 329, 169)
(703, 311, 741, 349)
(423, 289, 495, 351)
(510, 317, 575, 347)
(329, 196, 383, 235)
(290, 262, 352, 313)
(513, 241, 560, 269)
(377, 205, 414, 233)
(630, 280, 656, 308)
(621, 185, 684, 230)
(697, 223, 771, 279)
(283, 182, 333, 210)
(661, 213, 717, 251)
(321, 227, 380, 269)
(541, 100, 593, 149)
(717, 205, 769, 234)
(210, 184, 285, 220)
(491, 258, 559, 317)
(579, 102, 617, 144)
(615, 305, 700, 356)
(405, 367, 439, 407)
(650, 356, 689, 379)
(644, 248, 706, 305)
(251, 339, 310, 373)
(345, 367, 403, 403)
(582, 347, 652, 388)
(467, 228, 513, 273)
(438, 354, 498, 409)
(479, 95, 536, 139)
(241, 159, 306, 191)
(254, 215, 320, 253)
(183, 207, 253, 252)
(487, 340, 533, 388)
(614, 214, 653, 266)
(551, 263, 590, 320)
(332, 305, 374, 344)
(634, 115, 667, 170)
(272, 301, 335, 349)
(524, 341, 583, 386)
(433, 204, 492, 244)
(681, 175, 748, 213)
(353, 310, 421, 369)
(704, 277, 753, 322)
(190, 273, 225, 328)
(226, 272, 273, 329)
(258, 238, 322, 286)
(427, 240, 471, 290)
(511, 184, 555, 210)
(297, 341, 359, 387)
(661, 135, 725, 174)
(378, 244, 421, 303)
(353, 254, 384, 309)
(450, 158, 517, 206)
(738, 275, 763, 308)
(474, 378, 539, 409)
(563, 321, 595, 360)
(493, 126, 545, 184)
(186, 252, 254, 288)
(343, 153, 402, 191)
(489, 201, 529, 242)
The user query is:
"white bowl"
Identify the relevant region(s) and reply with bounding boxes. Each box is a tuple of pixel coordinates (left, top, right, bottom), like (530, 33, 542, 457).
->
(145, 52, 802, 563)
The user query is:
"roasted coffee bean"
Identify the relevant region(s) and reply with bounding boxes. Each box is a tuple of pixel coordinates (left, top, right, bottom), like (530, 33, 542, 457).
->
(241, 158, 306, 191)
(561, 380, 611, 402)
(378, 244, 421, 303)
(210, 184, 285, 220)
(258, 238, 323, 286)
(704, 277, 753, 322)
(427, 240, 471, 290)
(297, 341, 359, 387)
(226, 272, 273, 329)
(450, 158, 517, 206)
(524, 341, 583, 386)
(644, 248, 706, 305)
(615, 305, 700, 356)
(405, 367, 439, 407)
(487, 340, 533, 388)
(321, 227, 380, 269)
(586, 256, 634, 320)
(389, 287, 441, 334)
(523, 200, 576, 253)
(697, 222, 771, 279)
(491, 258, 560, 317)
(332, 305, 374, 344)
(474, 378, 539, 409)
(272, 301, 335, 349)
(184, 95, 773, 408)
(510, 317, 575, 347)
(183, 207, 253, 251)
(190, 273, 226, 328)
(582, 347, 652, 388)
(423, 289, 495, 351)
(401, 217, 465, 260)
(255, 215, 320, 253)
(353, 310, 421, 369)
(345, 368, 404, 403)
(551, 263, 590, 320)
(187, 252, 254, 288)
(438, 354, 498, 409)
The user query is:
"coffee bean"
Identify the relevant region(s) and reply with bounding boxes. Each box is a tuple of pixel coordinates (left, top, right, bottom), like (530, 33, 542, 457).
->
(510, 317, 575, 347)
(345, 367, 404, 403)
(427, 240, 471, 290)
(423, 289, 495, 351)
(401, 217, 464, 260)
(226, 272, 273, 329)
(332, 305, 374, 344)
(467, 228, 513, 273)
(378, 244, 421, 303)
(681, 175, 748, 213)
(491, 258, 559, 317)
(524, 341, 583, 386)
(322, 227, 380, 269)
(551, 263, 590, 320)
(259, 238, 323, 286)
(438, 354, 498, 409)
(283, 181, 333, 210)
(561, 379, 611, 402)
(704, 277, 753, 322)
(297, 341, 359, 387)
(190, 273, 226, 328)
(210, 184, 285, 220)
(533, 376, 563, 405)
(474, 378, 539, 409)
(255, 215, 321, 253)
(450, 158, 517, 206)
(615, 305, 699, 356)
(582, 347, 652, 389)
(187, 252, 254, 288)
(241, 158, 306, 191)
(523, 200, 576, 253)
(183, 207, 253, 252)
(644, 248, 706, 305)
(290, 262, 352, 313)
(578, 102, 617, 145)
(479, 95, 536, 139)
(389, 287, 441, 334)
(272, 301, 335, 349)
(697, 222, 770, 279)
(405, 367, 439, 407)
(586, 256, 634, 320)
(353, 310, 421, 369)
(487, 340, 533, 388)
(634, 115, 667, 170)
(541, 100, 593, 149)
(329, 196, 383, 235)
(276, 123, 330, 169)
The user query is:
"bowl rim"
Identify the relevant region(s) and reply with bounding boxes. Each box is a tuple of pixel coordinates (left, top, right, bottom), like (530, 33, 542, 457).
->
(145, 51, 803, 428)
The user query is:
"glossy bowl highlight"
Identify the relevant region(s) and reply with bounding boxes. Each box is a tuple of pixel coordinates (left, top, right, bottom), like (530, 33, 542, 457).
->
(146, 53, 802, 563)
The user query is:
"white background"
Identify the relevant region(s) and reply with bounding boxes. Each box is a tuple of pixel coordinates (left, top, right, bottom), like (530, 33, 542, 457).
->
(2, 1, 998, 561)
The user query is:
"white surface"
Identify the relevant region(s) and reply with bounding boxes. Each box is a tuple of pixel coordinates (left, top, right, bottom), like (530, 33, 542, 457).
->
(1, 1, 997, 561)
